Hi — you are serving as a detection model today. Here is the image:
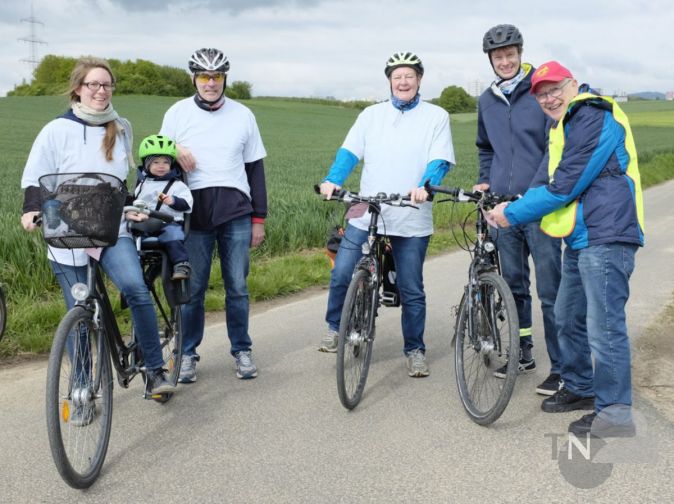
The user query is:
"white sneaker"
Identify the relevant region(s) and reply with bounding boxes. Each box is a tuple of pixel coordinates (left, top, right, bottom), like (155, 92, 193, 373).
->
(406, 349, 430, 377)
(318, 329, 339, 353)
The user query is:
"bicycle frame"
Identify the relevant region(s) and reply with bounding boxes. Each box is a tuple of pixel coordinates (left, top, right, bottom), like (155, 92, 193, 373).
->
(75, 258, 141, 388)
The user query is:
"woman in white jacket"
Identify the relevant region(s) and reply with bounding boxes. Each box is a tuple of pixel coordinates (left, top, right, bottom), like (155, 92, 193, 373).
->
(20, 57, 176, 396)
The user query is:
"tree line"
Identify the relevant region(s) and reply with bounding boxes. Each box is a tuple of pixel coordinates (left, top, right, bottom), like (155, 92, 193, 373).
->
(8, 55, 252, 100)
(8, 54, 477, 113)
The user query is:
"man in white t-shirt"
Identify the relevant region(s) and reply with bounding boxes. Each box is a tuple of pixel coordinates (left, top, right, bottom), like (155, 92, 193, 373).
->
(160, 48, 267, 383)
(318, 52, 456, 377)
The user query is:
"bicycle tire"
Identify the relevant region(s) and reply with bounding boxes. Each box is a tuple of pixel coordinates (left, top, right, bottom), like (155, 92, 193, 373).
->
(46, 306, 113, 488)
(153, 304, 183, 403)
(0, 286, 6, 342)
(454, 272, 518, 425)
(336, 268, 375, 410)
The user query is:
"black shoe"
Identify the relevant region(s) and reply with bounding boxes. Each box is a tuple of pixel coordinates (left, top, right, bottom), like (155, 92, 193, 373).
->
(171, 262, 191, 280)
(536, 373, 562, 396)
(147, 369, 177, 396)
(568, 412, 637, 438)
(541, 387, 594, 413)
(493, 358, 536, 379)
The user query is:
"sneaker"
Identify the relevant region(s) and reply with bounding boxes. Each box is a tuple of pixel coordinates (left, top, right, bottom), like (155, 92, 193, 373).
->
(235, 350, 258, 379)
(541, 387, 595, 413)
(493, 358, 536, 379)
(568, 412, 636, 438)
(69, 403, 95, 427)
(147, 369, 178, 395)
(171, 262, 191, 280)
(536, 373, 563, 396)
(318, 329, 339, 353)
(178, 354, 197, 383)
(406, 349, 430, 378)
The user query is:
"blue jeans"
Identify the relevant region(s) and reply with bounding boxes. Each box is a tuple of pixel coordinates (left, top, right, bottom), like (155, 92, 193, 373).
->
(50, 237, 164, 370)
(554, 244, 637, 417)
(181, 215, 252, 357)
(494, 222, 562, 371)
(326, 224, 430, 354)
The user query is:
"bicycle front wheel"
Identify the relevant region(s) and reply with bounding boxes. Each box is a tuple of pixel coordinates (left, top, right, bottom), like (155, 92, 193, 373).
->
(336, 268, 375, 410)
(454, 272, 518, 425)
(46, 306, 114, 488)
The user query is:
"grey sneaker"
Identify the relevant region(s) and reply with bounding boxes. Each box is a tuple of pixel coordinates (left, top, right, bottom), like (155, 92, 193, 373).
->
(178, 355, 197, 383)
(318, 329, 339, 353)
(147, 369, 178, 395)
(235, 350, 258, 379)
(69, 403, 95, 427)
(406, 349, 430, 377)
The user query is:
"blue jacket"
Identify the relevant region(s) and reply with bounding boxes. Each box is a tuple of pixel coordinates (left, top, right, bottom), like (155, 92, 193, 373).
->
(476, 65, 550, 195)
(505, 94, 645, 250)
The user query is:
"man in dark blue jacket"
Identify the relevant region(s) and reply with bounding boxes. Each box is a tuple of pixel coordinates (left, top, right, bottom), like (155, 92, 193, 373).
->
(489, 61, 644, 438)
(475, 24, 562, 395)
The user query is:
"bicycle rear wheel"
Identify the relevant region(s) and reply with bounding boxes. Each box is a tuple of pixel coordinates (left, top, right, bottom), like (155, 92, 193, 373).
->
(454, 272, 518, 425)
(46, 306, 113, 488)
(0, 286, 6, 341)
(336, 268, 375, 410)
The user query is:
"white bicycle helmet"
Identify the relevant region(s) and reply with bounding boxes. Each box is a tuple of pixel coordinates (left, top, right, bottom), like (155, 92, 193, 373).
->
(188, 48, 230, 73)
(384, 51, 424, 77)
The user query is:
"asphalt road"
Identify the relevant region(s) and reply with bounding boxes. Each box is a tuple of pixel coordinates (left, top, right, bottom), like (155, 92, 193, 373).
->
(1, 181, 673, 503)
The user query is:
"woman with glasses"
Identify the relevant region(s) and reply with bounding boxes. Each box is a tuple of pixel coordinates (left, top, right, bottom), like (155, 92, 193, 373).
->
(20, 56, 177, 397)
(318, 51, 455, 377)
(160, 48, 267, 383)
(474, 24, 563, 396)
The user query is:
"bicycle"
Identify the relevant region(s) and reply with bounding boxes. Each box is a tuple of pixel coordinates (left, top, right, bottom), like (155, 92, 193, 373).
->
(426, 182, 519, 425)
(316, 185, 417, 410)
(39, 172, 186, 488)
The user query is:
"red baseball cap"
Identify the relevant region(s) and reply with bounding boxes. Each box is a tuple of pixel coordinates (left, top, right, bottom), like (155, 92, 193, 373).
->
(530, 61, 574, 94)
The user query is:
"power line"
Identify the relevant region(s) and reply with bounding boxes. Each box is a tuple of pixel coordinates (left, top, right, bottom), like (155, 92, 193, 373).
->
(18, 2, 47, 72)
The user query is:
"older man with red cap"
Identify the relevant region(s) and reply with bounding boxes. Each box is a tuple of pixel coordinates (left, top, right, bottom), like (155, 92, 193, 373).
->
(489, 61, 645, 438)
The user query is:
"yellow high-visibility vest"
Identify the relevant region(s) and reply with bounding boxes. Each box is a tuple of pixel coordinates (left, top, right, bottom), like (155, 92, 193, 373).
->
(540, 93, 643, 238)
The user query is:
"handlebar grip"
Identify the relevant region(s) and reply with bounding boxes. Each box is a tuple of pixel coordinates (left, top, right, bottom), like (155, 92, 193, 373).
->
(147, 210, 174, 223)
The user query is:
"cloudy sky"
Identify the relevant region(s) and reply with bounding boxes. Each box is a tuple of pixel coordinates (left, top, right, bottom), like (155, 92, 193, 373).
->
(1, 0, 672, 100)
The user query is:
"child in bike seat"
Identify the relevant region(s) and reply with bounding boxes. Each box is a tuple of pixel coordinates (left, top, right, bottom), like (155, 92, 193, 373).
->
(136, 134, 193, 280)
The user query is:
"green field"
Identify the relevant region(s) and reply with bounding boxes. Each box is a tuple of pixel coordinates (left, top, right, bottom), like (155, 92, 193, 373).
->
(1, 95, 673, 356)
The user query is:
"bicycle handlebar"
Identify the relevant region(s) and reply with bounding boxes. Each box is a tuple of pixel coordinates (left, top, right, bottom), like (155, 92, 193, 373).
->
(424, 182, 519, 207)
(313, 184, 416, 208)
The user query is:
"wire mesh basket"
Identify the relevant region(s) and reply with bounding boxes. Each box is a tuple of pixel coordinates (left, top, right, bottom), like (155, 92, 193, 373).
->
(39, 172, 127, 248)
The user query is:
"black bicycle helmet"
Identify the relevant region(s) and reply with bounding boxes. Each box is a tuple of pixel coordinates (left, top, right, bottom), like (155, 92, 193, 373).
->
(384, 52, 424, 78)
(482, 24, 523, 53)
(188, 48, 230, 73)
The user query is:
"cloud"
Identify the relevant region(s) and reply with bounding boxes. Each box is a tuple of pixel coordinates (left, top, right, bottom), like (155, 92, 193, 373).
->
(2, 0, 672, 98)
(102, 0, 320, 14)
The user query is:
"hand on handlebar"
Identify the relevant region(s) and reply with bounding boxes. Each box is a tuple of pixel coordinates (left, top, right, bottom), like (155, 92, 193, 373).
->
(21, 211, 41, 231)
(319, 181, 341, 200)
(409, 187, 428, 205)
(487, 202, 511, 228)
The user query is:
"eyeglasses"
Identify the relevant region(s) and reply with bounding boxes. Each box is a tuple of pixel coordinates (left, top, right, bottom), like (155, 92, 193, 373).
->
(534, 79, 570, 102)
(82, 81, 115, 92)
(195, 72, 225, 84)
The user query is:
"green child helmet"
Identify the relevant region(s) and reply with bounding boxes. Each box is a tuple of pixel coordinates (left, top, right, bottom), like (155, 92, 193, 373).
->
(138, 134, 176, 163)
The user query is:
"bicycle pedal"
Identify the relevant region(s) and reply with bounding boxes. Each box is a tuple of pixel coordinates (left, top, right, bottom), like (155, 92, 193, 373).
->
(381, 291, 400, 307)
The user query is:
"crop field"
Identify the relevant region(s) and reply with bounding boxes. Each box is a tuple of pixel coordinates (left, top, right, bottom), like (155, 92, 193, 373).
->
(1, 95, 673, 355)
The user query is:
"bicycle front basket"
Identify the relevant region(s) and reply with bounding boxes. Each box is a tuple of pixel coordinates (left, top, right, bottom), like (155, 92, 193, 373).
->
(39, 172, 127, 248)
